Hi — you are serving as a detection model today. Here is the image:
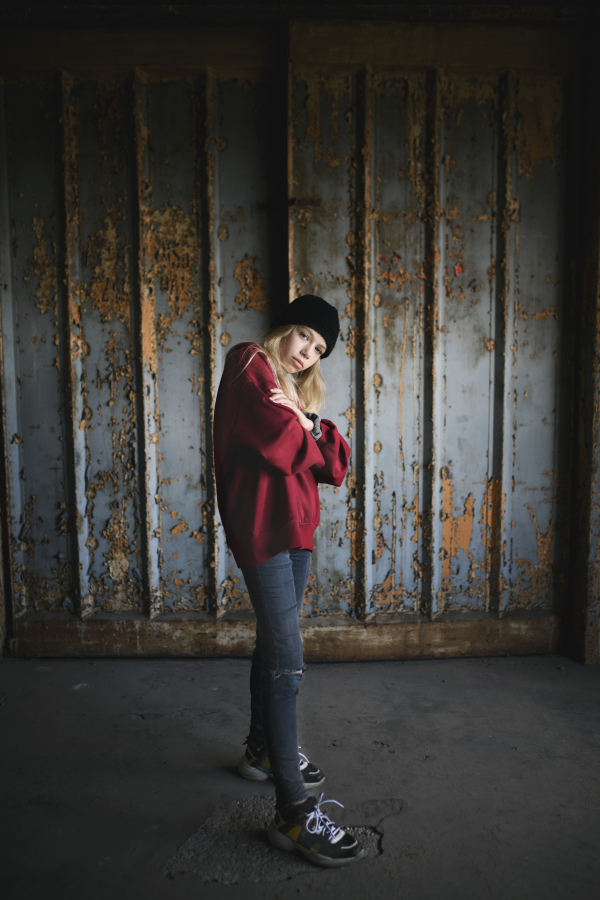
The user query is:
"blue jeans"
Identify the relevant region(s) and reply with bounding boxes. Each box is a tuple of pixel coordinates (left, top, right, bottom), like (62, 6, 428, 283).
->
(241, 548, 311, 809)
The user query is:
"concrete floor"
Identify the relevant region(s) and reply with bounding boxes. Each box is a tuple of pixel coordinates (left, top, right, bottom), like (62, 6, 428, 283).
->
(1, 653, 599, 900)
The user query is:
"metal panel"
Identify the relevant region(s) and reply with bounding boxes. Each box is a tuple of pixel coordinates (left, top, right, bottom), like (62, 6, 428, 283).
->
(289, 69, 362, 616)
(63, 75, 142, 616)
(431, 74, 500, 614)
(1, 81, 73, 615)
(208, 74, 275, 615)
(500, 74, 565, 611)
(289, 64, 570, 627)
(137, 77, 205, 614)
(364, 73, 428, 615)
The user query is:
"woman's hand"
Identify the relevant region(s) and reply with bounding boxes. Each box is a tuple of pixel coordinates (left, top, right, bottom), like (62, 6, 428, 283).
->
(269, 388, 314, 431)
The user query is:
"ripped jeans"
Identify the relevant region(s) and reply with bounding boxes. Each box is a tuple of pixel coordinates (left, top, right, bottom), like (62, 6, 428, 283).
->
(241, 548, 311, 809)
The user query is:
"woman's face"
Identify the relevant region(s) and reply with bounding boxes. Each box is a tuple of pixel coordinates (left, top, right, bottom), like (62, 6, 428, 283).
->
(280, 325, 327, 374)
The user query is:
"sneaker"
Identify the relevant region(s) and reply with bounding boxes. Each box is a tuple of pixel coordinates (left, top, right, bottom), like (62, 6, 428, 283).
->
(298, 749, 325, 788)
(238, 744, 272, 782)
(268, 793, 363, 868)
(238, 745, 325, 789)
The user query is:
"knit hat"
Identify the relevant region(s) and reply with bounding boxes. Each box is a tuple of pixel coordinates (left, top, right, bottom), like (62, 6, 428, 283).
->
(269, 294, 340, 359)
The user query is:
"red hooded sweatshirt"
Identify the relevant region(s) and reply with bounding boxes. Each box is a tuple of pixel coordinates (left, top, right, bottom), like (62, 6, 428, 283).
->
(213, 342, 351, 567)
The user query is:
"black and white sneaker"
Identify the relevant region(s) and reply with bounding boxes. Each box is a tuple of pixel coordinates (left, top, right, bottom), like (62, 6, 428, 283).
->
(268, 793, 363, 868)
(298, 749, 325, 788)
(238, 745, 325, 789)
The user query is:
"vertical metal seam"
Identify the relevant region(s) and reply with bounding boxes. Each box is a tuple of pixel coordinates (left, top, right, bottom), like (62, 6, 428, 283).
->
(204, 67, 221, 617)
(359, 65, 373, 619)
(500, 70, 517, 615)
(0, 79, 20, 642)
(194, 71, 213, 614)
(61, 71, 92, 619)
(422, 67, 441, 619)
(133, 69, 162, 618)
(489, 69, 513, 616)
(126, 71, 149, 616)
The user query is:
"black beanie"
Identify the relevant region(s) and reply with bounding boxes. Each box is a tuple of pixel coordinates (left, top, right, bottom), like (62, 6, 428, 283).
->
(269, 294, 340, 359)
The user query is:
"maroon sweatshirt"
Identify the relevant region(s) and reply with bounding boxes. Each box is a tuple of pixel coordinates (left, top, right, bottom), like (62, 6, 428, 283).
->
(213, 342, 351, 567)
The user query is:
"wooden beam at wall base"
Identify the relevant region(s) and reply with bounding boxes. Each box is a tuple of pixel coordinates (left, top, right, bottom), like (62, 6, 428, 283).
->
(9, 614, 560, 661)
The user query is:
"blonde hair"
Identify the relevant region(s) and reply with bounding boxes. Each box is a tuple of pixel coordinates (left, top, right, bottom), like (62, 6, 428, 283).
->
(228, 324, 328, 414)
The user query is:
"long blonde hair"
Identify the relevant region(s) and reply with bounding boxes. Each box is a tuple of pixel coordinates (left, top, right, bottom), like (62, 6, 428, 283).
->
(229, 324, 328, 414)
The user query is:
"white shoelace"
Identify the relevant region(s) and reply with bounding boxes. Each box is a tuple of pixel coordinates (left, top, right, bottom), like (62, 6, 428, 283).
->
(305, 792, 343, 839)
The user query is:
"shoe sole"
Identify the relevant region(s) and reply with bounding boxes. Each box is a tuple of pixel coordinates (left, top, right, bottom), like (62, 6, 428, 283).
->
(268, 822, 363, 868)
(239, 756, 326, 790)
(302, 774, 325, 789)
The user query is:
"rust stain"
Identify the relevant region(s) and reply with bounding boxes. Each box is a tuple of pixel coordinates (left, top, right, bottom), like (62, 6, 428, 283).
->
(134, 75, 158, 375)
(85, 213, 130, 324)
(171, 517, 189, 537)
(440, 466, 475, 584)
(480, 476, 504, 608)
(24, 216, 57, 316)
(516, 77, 562, 179)
(233, 255, 268, 311)
(344, 403, 356, 440)
(441, 74, 495, 116)
(299, 71, 351, 167)
(218, 569, 250, 613)
(147, 202, 198, 326)
(512, 505, 554, 606)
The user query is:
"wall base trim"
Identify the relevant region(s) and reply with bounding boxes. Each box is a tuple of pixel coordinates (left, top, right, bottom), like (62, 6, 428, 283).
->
(9, 613, 560, 661)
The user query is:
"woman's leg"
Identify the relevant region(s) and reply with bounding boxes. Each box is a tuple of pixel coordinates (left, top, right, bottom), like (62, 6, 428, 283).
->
(246, 642, 266, 753)
(245, 548, 312, 755)
(241, 550, 307, 809)
(289, 548, 312, 615)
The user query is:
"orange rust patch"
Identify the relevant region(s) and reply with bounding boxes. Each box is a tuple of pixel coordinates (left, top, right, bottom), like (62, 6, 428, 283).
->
(233, 255, 267, 311)
(24, 216, 57, 316)
(512, 505, 554, 606)
(219, 569, 250, 612)
(171, 518, 189, 537)
(85, 212, 130, 324)
(147, 203, 198, 322)
(440, 466, 475, 584)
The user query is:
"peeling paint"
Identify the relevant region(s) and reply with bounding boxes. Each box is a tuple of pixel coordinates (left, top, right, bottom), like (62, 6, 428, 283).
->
(23, 216, 57, 316)
(233, 255, 267, 311)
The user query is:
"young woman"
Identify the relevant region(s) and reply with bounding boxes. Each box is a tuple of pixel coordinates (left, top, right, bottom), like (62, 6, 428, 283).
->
(213, 294, 362, 868)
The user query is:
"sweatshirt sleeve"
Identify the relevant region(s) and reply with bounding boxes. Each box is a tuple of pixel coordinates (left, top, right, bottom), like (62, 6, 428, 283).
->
(312, 419, 351, 486)
(229, 378, 326, 476)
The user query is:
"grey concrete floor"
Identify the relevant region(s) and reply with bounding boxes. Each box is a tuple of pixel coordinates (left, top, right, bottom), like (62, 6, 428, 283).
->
(1, 653, 599, 900)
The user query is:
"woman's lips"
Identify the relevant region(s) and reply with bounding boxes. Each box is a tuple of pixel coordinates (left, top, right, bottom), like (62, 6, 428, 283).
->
(292, 357, 303, 369)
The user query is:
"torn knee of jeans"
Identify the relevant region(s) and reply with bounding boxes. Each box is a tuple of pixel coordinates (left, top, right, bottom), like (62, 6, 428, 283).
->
(268, 664, 306, 681)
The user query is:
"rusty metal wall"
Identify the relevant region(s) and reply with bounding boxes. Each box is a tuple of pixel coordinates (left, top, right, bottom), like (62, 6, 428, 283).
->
(0, 20, 592, 660)
(289, 66, 569, 620)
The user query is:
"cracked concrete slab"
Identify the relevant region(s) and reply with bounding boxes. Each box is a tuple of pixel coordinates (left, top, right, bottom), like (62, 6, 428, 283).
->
(164, 796, 385, 883)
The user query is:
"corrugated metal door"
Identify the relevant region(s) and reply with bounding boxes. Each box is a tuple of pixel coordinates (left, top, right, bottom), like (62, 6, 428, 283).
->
(0, 21, 589, 659)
